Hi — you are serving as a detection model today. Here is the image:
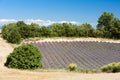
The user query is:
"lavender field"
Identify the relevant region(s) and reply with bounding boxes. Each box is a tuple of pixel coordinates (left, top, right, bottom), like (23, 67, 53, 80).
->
(27, 41, 120, 70)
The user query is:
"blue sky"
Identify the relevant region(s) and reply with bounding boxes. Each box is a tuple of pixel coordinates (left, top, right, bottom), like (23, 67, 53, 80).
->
(0, 0, 120, 27)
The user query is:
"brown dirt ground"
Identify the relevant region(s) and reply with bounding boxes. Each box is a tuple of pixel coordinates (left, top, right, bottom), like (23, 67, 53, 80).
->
(0, 37, 120, 80)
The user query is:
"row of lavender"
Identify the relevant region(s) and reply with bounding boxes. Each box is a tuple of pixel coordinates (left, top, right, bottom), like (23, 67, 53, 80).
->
(25, 41, 120, 70)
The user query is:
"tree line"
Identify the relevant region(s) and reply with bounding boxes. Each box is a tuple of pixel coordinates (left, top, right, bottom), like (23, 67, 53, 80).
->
(2, 12, 120, 44)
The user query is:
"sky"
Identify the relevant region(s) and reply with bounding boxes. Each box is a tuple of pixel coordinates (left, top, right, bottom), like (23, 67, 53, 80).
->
(0, 0, 120, 27)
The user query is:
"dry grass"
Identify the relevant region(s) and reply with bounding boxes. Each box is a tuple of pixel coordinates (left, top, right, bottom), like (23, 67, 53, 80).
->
(0, 68, 120, 80)
(0, 37, 120, 80)
(23, 37, 120, 43)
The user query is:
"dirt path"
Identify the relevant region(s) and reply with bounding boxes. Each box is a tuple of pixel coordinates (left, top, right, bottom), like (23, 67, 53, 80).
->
(0, 37, 120, 80)
(0, 37, 13, 69)
(0, 70, 120, 80)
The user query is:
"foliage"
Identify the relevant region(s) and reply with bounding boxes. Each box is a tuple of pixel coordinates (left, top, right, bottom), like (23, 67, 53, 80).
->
(93, 30, 104, 38)
(101, 62, 120, 73)
(1, 12, 120, 44)
(2, 23, 16, 40)
(7, 28, 21, 44)
(50, 23, 77, 37)
(75, 68, 100, 73)
(40, 26, 51, 37)
(67, 63, 77, 71)
(76, 23, 94, 37)
(110, 18, 120, 39)
(5, 44, 42, 69)
(2, 23, 21, 44)
(97, 12, 120, 39)
(97, 12, 114, 30)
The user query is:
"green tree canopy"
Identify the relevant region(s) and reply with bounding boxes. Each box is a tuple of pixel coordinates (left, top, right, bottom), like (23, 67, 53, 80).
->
(97, 12, 114, 30)
(77, 23, 94, 37)
(7, 28, 21, 44)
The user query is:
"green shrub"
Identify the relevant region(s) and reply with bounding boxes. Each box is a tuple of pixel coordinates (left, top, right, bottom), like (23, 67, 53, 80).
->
(7, 28, 21, 44)
(101, 62, 120, 73)
(75, 68, 100, 73)
(5, 44, 42, 69)
(2, 23, 22, 44)
(67, 63, 77, 71)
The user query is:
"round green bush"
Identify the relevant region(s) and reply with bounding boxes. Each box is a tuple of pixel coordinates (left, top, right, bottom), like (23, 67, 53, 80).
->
(101, 62, 120, 73)
(5, 44, 42, 69)
(67, 63, 77, 71)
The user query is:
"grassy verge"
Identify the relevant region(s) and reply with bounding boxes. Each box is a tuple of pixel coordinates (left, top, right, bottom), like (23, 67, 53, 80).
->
(31, 68, 101, 73)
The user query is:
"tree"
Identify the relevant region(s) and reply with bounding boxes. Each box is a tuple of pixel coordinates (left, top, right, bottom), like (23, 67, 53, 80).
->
(2, 23, 16, 39)
(77, 23, 94, 37)
(40, 26, 51, 37)
(28, 23, 41, 37)
(93, 30, 104, 38)
(97, 12, 114, 38)
(50, 23, 63, 37)
(16, 21, 27, 28)
(5, 44, 42, 69)
(97, 12, 114, 30)
(97, 12, 120, 39)
(62, 23, 76, 37)
(16, 21, 30, 38)
(30, 23, 39, 28)
(7, 28, 21, 44)
(110, 18, 120, 39)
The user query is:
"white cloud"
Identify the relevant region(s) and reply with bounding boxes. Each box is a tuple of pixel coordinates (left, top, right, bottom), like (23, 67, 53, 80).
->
(60, 21, 78, 24)
(0, 19, 78, 26)
(0, 19, 17, 23)
(25, 19, 56, 26)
